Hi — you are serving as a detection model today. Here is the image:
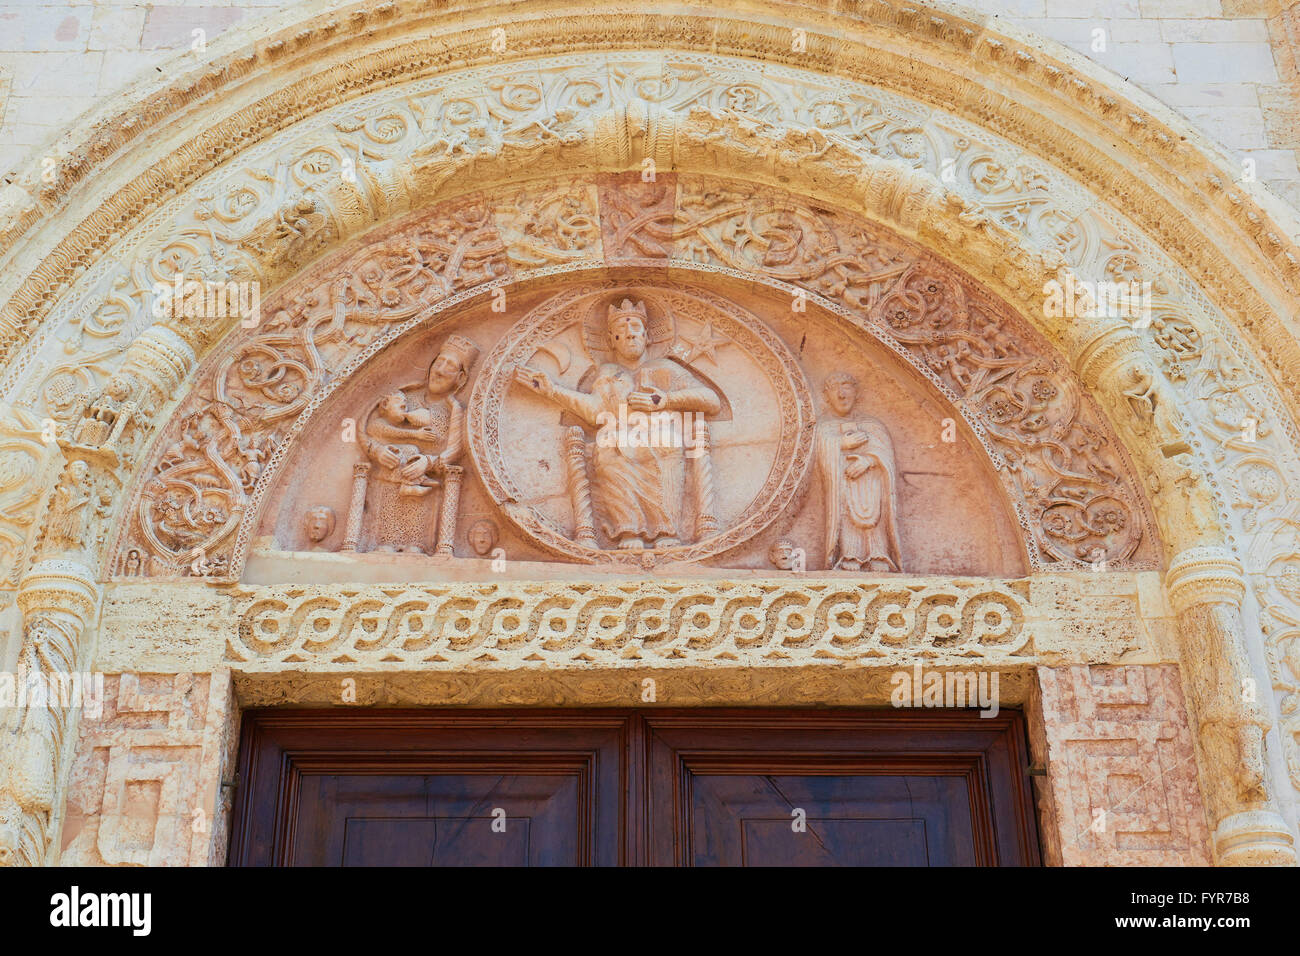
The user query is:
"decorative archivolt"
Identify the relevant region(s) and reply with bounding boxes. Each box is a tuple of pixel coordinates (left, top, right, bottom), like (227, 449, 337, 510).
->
(0, 51, 1290, 565)
(0, 57, 1272, 575)
(0, 3, 1295, 823)
(0, 52, 1293, 790)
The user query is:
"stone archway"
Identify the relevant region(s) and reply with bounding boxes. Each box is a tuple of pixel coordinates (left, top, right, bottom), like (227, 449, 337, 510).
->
(1, 0, 1298, 868)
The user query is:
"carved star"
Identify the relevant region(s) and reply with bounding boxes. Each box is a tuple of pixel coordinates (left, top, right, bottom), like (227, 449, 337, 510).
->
(680, 320, 730, 365)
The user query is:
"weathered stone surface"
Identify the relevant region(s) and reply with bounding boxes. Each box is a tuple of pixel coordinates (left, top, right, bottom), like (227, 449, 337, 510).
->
(0, 0, 1296, 866)
(1037, 664, 1213, 866)
(60, 673, 232, 867)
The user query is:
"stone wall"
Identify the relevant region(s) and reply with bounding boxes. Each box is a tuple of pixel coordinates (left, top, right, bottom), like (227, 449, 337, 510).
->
(3, 0, 1298, 219)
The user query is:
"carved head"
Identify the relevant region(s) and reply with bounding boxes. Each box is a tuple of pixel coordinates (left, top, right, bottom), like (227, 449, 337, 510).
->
(606, 299, 648, 362)
(304, 506, 335, 544)
(822, 372, 859, 417)
(428, 335, 478, 396)
(467, 518, 498, 557)
(379, 391, 409, 421)
(768, 538, 799, 571)
(64, 459, 91, 489)
(104, 374, 132, 401)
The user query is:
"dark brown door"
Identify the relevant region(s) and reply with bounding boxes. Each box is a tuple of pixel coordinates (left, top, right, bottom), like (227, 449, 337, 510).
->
(231, 713, 631, 866)
(229, 709, 1039, 866)
(643, 713, 1036, 866)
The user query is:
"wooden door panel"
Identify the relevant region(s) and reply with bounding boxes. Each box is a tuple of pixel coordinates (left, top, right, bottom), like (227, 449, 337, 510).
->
(229, 709, 1040, 867)
(687, 771, 975, 866)
(645, 711, 1039, 867)
(295, 771, 582, 866)
(229, 712, 630, 866)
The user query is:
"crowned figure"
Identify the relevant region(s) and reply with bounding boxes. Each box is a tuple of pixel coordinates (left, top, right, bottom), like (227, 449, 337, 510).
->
(513, 297, 722, 550)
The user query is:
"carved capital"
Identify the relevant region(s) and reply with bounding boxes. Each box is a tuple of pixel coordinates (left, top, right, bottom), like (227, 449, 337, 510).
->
(1166, 545, 1245, 613)
(127, 324, 196, 399)
(1164, 546, 1295, 864)
(1070, 319, 1144, 390)
(1, 559, 99, 866)
(1213, 809, 1297, 867)
(16, 558, 99, 625)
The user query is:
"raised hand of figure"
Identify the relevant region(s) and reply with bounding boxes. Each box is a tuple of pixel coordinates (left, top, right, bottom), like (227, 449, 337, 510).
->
(842, 427, 870, 450)
(514, 364, 555, 399)
(627, 387, 667, 412)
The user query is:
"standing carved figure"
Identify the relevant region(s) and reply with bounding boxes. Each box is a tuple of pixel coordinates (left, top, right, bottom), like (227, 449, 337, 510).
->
(814, 372, 903, 572)
(514, 298, 721, 550)
(46, 460, 95, 552)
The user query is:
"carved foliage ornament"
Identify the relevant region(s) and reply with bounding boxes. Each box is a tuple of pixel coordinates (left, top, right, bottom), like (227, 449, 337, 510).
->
(110, 175, 1155, 579)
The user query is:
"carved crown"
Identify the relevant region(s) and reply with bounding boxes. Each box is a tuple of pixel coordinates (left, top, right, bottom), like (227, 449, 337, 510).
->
(582, 293, 675, 361)
(607, 298, 647, 327)
(439, 333, 480, 370)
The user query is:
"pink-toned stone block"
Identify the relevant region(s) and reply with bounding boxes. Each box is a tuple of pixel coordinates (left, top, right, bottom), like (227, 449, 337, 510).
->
(141, 7, 246, 51)
(60, 672, 233, 866)
(597, 171, 678, 263)
(1037, 664, 1213, 866)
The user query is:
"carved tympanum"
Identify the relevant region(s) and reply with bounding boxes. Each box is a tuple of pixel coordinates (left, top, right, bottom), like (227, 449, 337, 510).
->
(112, 174, 1156, 579)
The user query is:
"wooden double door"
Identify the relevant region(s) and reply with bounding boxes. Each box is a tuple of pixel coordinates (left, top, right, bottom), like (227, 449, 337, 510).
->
(229, 709, 1040, 866)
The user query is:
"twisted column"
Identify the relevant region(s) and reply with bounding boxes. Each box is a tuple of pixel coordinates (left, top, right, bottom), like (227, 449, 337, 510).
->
(0, 560, 99, 867)
(692, 418, 719, 538)
(564, 427, 597, 546)
(1166, 546, 1296, 866)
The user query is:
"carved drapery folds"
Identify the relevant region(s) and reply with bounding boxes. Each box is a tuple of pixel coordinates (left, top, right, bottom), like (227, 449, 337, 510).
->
(478, 283, 811, 566)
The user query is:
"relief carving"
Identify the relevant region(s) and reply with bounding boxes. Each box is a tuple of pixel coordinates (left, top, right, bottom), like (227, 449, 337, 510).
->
(471, 281, 816, 568)
(62, 673, 232, 867)
(767, 539, 803, 571)
(227, 578, 1036, 668)
(62, 373, 139, 465)
(466, 518, 498, 557)
(815, 373, 902, 573)
(303, 506, 335, 547)
(1, 17, 1300, 862)
(355, 334, 478, 554)
(1037, 664, 1213, 866)
(111, 177, 1156, 580)
(513, 297, 722, 551)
